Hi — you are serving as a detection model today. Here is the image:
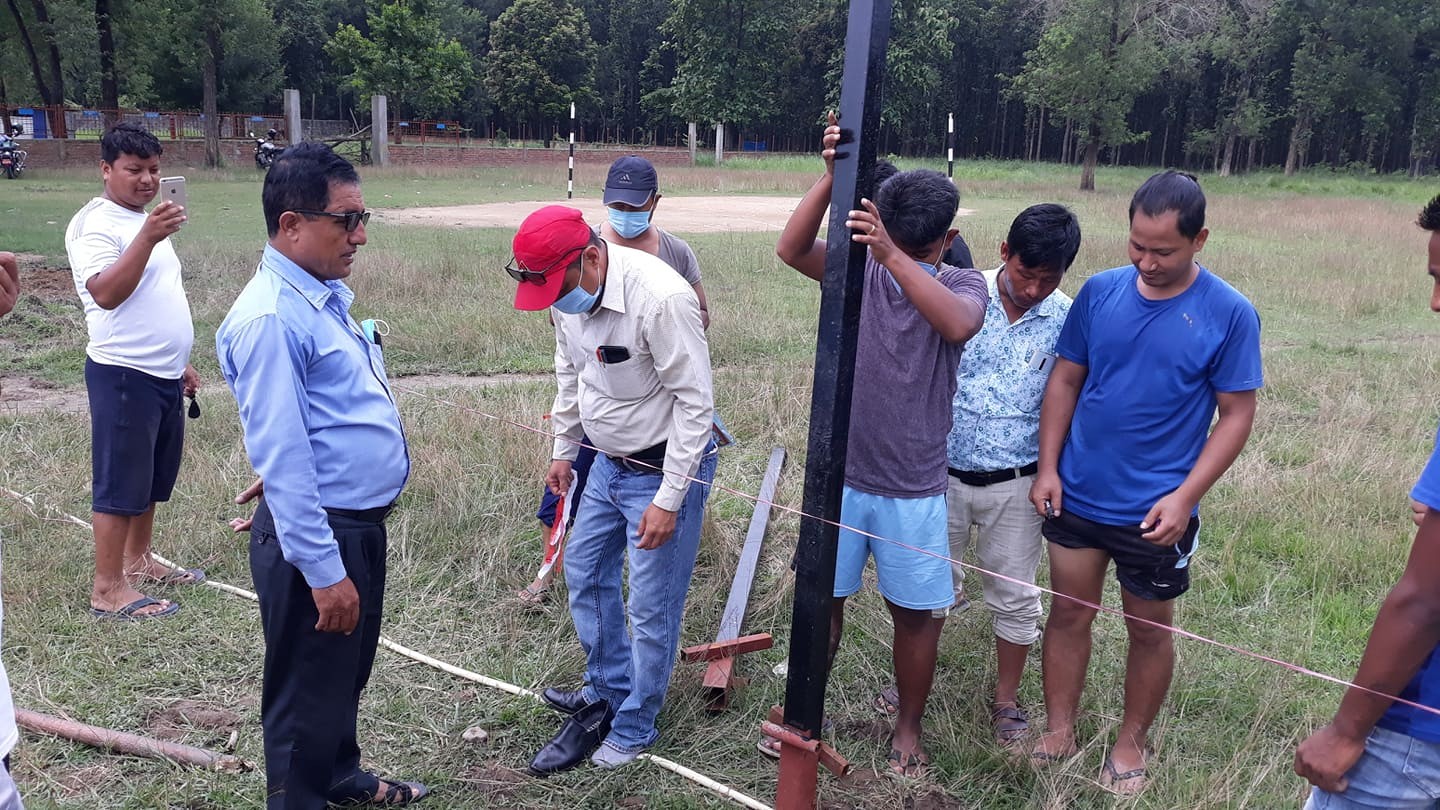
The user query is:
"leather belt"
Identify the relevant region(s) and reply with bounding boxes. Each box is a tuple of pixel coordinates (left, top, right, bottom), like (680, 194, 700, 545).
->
(948, 462, 1039, 487)
(324, 504, 394, 524)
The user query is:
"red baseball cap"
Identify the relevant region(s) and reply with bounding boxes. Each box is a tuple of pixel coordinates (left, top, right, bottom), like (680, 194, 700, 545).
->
(511, 206, 592, 311)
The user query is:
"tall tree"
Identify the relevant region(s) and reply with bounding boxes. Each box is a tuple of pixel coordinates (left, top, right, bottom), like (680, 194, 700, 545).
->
(4, 0, 65, 136)
(94, 0, 116, 126)
(328, 0, 475, 119)
(1012, 0, 1210, 189)
(482, 0, 594, 135)
(644, 0, 802, 143)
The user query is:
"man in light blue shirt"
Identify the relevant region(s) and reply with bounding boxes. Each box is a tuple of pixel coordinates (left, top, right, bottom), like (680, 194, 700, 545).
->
(216, 142, 426, 808)
(874, 205, 1081, 747)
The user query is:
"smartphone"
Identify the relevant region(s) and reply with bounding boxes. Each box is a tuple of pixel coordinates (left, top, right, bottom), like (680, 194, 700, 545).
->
(158, 176, 187, 213)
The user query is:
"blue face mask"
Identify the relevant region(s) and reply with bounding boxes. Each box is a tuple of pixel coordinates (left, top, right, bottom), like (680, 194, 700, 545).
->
(552, 255, 603, 314)
(889, 258, 940, 294)
(608, 208, 652, 239)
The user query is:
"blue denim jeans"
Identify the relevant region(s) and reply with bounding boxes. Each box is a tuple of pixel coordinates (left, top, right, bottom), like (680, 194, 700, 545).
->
(1305, 726, 1440, 809)
(564, 447, 717, 753)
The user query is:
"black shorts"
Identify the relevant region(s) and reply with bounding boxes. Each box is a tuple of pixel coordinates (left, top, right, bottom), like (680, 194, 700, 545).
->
(1042, 508, 1199, 601)
(86, 358, 185, 516)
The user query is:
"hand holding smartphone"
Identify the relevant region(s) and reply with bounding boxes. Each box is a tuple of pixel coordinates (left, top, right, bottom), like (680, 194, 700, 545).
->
(158, 176, 187, 220)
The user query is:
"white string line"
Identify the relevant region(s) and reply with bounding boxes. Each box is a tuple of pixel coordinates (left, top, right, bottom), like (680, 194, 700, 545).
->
(0, 486, 774, 810)
(392, 385, 1440, 719)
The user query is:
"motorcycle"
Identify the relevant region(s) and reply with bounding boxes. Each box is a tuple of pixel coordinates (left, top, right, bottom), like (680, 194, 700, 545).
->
(251, 129, 281, 170)
(0, 125, 27, 180)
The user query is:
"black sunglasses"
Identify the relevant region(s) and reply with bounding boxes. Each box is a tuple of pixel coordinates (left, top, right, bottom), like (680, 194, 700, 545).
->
(505, 246, 583, 285)
(293, 209, 371, 232)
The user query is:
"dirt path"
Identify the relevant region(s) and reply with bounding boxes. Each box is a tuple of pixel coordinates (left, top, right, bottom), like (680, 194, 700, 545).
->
(0, 372, 555, 417)
(377, 196, 975, 231)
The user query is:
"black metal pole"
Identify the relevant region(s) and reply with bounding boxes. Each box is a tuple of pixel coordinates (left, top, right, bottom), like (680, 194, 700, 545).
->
(780, 0, 892, 745)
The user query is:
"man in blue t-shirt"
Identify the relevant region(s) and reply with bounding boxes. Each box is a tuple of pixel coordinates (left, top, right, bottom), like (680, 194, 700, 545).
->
(1295, 193, 1440, 808)
(1027, 171, 1264, 795)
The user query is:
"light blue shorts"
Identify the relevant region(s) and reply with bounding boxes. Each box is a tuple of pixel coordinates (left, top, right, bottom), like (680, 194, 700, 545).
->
(834, 486, 954, 611)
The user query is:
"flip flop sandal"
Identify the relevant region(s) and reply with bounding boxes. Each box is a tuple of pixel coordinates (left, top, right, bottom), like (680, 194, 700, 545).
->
(90, 595, 179, 621)
(333, 779, 429, 807)
(516, 582, 548, 605)
(154, 567, 206, 586)
(1098, 749, 1153, 797)
(1027, 744, 1080, 767)
(873, 684, 900, 717)
(991, 704, 1030, 746)
(885, 737, 931, 779)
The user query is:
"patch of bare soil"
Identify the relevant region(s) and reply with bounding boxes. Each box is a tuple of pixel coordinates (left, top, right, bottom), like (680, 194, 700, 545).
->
(146, 699, 244, 743)
(52, 763, 117, 797)
(457, 762, 527, 803)
(0, 376, 84, 415)
(907, 789, 966, 810)
(16, 264, 74, 302)
(0, 372, 555, 418)
(377, 196, 974, 232)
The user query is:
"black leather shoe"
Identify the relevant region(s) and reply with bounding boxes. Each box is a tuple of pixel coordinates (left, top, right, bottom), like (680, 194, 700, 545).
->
(542, 687, 589, 715)
(527, 699, 614, 777)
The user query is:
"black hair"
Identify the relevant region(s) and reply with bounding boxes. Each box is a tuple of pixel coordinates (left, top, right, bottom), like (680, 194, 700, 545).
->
(262, 142, 360, 237)
(943, 233, 975, 269)
(1419, 194, 1440, 231)
(875, 169, 959, 249)
(1008, 204, 1081, 274)
(873, 159, 899, 185)
(1129, 170, 1206, 239)
(100, 122, 162, 164)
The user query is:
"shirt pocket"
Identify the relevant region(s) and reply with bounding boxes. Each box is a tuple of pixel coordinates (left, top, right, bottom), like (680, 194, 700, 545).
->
(998, 341, 1052, 414)
(592, 354, 659, 402)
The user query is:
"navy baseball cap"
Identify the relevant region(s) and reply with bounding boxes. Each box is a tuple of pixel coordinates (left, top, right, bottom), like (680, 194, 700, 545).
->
(603, 156, 658, 207)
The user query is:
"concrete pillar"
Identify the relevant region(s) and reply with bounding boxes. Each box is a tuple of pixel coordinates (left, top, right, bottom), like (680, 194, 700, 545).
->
(714, 122, 724, 164)
(283, 89, 302, 141)
(688, 122, 697, 165)
(371, 94, 390, 167)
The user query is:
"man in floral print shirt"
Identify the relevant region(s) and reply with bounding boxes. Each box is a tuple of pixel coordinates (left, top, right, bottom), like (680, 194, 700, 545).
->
(927, 204, 1081, 747)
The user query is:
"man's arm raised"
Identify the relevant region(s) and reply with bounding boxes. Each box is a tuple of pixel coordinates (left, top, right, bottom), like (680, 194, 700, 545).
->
(776, 112, 843, 281)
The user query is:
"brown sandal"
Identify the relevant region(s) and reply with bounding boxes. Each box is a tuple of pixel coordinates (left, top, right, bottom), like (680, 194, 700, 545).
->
(991, 703, 1030, 747)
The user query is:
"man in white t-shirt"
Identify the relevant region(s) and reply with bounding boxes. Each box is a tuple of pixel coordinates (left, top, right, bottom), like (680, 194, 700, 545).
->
(0, 250, 25, 808)
(65, 123, 204, 621)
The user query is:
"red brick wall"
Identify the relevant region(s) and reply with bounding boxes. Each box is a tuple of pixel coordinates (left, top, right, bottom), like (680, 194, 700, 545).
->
(19, 139, 254, 168)
(19, 139, 695, 170)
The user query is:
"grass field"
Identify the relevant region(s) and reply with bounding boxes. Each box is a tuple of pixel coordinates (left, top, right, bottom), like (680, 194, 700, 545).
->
(1, 155, 1438, 809)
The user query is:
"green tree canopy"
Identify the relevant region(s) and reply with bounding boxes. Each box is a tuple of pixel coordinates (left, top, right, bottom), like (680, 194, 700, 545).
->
(481, 0, 595, 132)
(326, 0, 474, 118)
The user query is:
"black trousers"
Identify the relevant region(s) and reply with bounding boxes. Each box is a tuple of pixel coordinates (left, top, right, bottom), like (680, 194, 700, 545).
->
(251, 498, 388, 809)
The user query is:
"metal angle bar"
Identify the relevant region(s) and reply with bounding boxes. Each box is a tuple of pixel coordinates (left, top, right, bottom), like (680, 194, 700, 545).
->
(780, 0, 893, 745)
(715, 446, 786, 643)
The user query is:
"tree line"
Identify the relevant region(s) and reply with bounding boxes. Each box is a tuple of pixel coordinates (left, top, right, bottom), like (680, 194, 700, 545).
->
(2, 0, 1437, 186)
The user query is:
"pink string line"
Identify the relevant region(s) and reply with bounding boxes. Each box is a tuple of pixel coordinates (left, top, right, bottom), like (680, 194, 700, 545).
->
(395, 384, 1440, 719)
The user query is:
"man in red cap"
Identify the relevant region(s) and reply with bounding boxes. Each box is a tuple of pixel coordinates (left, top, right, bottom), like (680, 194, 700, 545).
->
(509, 205, 717, 775)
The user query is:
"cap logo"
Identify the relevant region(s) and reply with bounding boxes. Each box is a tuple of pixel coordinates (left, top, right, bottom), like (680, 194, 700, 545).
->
(619, 173, 631, 183)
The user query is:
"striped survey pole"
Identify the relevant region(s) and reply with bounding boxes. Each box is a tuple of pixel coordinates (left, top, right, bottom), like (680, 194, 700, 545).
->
(567, 102, 575, 199)
(946, 112, 955, 178)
